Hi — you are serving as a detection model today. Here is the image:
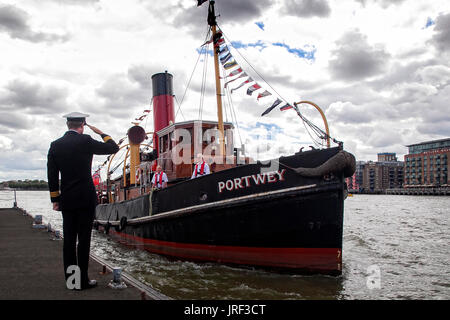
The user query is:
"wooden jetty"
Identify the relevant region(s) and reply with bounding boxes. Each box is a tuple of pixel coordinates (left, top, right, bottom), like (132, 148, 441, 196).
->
(0, 207, 170, 300)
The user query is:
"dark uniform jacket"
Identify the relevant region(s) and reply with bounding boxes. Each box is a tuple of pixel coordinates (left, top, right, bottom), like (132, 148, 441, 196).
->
(47, 131, 119, 211)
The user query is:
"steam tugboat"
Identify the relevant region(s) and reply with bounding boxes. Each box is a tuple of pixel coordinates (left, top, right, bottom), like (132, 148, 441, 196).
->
(94, 0, 356, 275)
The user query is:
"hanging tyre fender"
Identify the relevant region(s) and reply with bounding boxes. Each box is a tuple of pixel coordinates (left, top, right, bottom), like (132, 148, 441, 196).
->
(104, 222, 111, 235)
(119, 216, 127, 232)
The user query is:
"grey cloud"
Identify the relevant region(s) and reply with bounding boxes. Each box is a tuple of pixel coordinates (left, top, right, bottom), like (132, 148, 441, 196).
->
(95, 73, 150, 116)
(127, 64, 189, 105)
(390, 83, 437, 105)
(356, 0, 406, 8)
(327, 101, 373, 125)
(51, 0, 99, 4)
(417, 120, 450, 136)
(329, 30, 390, 81)
(0, 112, 31, 130)
(368, 59, 438, 91)
(214, 0, 272, 23)
(0, 4, 69, 43)
(367, 127, 404, 148)
(0, 79, 69, 115)
(145, 0, 272, 37)
(280, 0, 331, 18)
(430, 13, 450, 52)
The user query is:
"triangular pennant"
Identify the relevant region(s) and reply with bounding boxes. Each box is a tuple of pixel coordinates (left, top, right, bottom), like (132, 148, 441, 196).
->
(247, 83, 262, 96)
(214, 37, 225, 48)
(257, 90, 272, 101)
(231, 77, 253, 94)
(220, 52, 232, 64)
(200, 36, 213, 47)
(224, 72, 247, 88)
(227, 68, 243, 77)
(223, 60, 238, 70)
(218, 45, 229, 55)
(261, 98, 283, 116)
(280, 103, 294, 111)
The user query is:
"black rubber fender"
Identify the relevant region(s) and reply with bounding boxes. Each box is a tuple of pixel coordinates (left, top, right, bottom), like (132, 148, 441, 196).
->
(119, 216, 127, 231)
(104, 222, 111, 235)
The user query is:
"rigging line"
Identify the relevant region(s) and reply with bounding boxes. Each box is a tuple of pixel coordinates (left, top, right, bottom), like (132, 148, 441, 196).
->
(296, 109, 324, 147)
(224, 79, 244, 148)
(176, 26, 211, 119)
(198, 38, 210, 120)
(221, 67, 229, 122)
(220, 26, 330, 147)
(220, 27, 290, 105)
(143, 99, 152, 131)
(174, 95, 186, 121)
(300, 111, 328, 140)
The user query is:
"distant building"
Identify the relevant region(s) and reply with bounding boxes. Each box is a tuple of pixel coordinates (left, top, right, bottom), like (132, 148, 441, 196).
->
(362, 160, 404, 193)
(404, 138, 450, 187)
(346, 161, 364, 192)
(378, 153, 397, 162)
(346, 154, 404, 193)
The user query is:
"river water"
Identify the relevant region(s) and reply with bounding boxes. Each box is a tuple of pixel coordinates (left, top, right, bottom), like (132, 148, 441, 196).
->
(1, 190, 449, 300)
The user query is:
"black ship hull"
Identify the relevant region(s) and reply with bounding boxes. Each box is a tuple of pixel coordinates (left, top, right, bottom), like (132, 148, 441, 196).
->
(95, 147, 355, 275)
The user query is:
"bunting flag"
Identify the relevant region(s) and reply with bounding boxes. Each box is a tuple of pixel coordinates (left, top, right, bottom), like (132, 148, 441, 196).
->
(247, 83, 262, 96)
(257, 90, 272, 101)
(224, 72, 247, 88)
(227, 67, 243, 77)
(214, 37, 225, 48)
(220, 52, 232, 64)
(197, 0, 208, 7)
(231, 77, 253, 94)
(135, 115, 147, 121)
(280, 103, 294, 111)
(218, 45, 229, 55)
(200, 37, 213, 47)
(223, 60, 238, 69)
(261, 98, 282, 116)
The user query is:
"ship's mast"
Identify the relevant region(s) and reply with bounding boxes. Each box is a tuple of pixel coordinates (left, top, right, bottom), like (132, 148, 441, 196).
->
(208, 0, 225, 156)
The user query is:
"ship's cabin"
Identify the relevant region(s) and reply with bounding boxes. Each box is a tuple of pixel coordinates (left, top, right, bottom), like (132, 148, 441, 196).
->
(105, 120, 249, 203)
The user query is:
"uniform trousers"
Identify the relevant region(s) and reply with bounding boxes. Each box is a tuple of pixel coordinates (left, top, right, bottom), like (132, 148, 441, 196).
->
(62, 208, 95, 285)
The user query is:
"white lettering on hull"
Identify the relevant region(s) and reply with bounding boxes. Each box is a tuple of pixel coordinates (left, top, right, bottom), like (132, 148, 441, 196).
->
(218, 169, 286, 193)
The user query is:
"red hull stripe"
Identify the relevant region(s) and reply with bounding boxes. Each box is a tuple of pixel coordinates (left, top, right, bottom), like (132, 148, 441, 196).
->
(111, 231, 341, 272)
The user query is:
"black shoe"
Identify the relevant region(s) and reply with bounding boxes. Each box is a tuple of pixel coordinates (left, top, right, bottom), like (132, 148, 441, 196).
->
(79, 279, 97, 290)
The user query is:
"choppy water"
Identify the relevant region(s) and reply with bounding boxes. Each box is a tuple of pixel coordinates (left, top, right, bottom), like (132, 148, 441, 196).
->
(1, 190, 449, 299)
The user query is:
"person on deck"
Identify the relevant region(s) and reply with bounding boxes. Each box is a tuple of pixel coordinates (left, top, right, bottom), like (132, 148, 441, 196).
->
(151, 165, 168, 189)
(47, 112, 119, 290)
(191, 153, 210, 179)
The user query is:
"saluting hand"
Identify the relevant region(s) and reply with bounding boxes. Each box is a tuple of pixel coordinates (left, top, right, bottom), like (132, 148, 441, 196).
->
(86, 124, 104, 135)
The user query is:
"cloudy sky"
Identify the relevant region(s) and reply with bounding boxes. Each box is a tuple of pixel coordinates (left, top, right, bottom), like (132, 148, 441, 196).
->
(0, 0, 449, 181)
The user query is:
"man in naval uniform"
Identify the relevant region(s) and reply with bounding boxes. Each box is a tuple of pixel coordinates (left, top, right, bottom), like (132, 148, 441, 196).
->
(47, 112, 119, 290)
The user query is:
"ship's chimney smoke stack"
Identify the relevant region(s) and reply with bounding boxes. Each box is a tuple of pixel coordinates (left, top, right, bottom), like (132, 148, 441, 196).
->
(151, 71, 175, 158)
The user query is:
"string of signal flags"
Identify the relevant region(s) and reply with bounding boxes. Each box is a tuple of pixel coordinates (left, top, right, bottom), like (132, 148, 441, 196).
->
(206, 28, 295, 117)
(92, 27, 303, 179)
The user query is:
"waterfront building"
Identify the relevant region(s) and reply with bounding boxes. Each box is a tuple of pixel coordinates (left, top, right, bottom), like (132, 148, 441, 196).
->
(404, 138, 450, 187)
(378, 153, 397, 162)
(346, 161, 364, 192)
(362, 159, 404, 193)
(346, 154, 404, 193)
